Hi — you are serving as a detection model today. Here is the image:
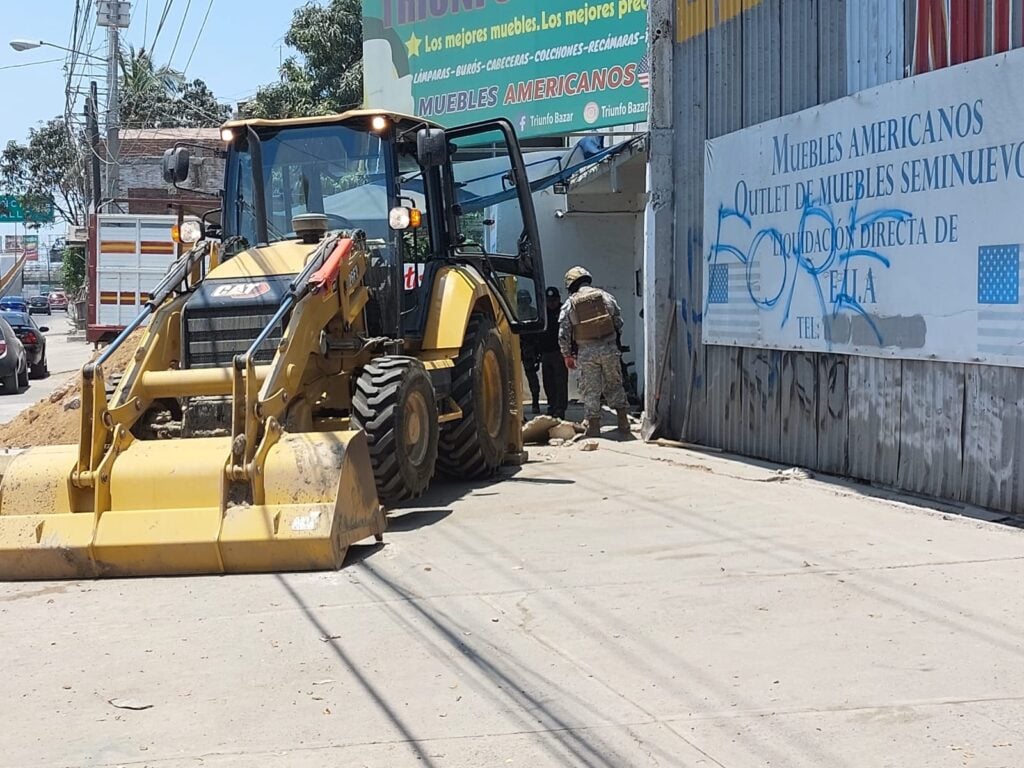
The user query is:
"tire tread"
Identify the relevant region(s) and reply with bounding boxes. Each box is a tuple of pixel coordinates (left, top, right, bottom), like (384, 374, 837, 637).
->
(351, 356, 437, 503)
(437, 315, 507, 479)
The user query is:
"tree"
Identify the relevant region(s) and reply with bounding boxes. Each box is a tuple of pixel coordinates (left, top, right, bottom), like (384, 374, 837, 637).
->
(119, 46, 184, 128)
(119, 46, 230, 128)
(0, 119, 86, 226)
(244, 0, 363, 119)
(175, 79, 233, 127)
(60, 245, 87, 297)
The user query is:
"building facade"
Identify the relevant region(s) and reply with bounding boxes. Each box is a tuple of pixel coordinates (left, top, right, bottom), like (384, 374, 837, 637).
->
(646, 0, 1024, 514)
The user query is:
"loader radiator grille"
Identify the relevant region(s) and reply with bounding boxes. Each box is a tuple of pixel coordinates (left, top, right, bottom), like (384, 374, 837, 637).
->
(184, 309, 282, 369)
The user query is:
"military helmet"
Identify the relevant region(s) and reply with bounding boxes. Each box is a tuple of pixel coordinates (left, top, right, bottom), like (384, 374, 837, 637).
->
(517, 288, 532, 302)
(564, 266, 592, 291)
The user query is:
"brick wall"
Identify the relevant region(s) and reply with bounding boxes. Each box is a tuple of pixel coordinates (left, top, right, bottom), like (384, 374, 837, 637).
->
(109, 129, 225, 214)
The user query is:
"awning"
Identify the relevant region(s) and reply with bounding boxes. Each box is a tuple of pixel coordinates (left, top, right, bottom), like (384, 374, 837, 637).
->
(399, 135, 646, 212)
(566, 134, 648, 197)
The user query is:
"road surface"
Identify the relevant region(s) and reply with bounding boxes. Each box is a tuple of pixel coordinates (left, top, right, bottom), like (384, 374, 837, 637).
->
(0, 433, 1021, 767)
(0, 313, 93, 426)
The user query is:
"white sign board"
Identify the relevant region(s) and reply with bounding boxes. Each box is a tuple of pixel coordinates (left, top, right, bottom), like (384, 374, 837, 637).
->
(703, 49, 1024, 367)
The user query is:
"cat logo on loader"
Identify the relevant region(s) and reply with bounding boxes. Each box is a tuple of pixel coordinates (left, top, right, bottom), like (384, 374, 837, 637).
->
(210, 281, 271, 299)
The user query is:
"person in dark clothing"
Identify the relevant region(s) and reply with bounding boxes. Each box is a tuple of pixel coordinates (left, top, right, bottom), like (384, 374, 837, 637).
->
(538, 286, 569, 418)
(518, 289, 541, 414)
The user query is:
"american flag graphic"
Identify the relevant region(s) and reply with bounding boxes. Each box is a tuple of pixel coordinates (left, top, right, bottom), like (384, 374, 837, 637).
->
(705, 262, 760, 345)
(637, 51, 650, 89)
(976, 243, 1024, 357)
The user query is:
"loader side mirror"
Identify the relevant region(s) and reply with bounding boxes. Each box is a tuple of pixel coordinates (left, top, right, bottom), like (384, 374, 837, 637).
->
(416, 128, 448, 168)
(162, 147, 191, 184)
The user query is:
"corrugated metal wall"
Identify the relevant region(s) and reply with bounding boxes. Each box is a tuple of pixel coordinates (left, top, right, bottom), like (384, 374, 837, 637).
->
(847, 0, 905, 89)
(661, 0, 1024, 515)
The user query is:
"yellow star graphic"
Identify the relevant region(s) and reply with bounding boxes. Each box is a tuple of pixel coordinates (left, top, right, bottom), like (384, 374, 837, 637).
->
(405, 31, 422, 58)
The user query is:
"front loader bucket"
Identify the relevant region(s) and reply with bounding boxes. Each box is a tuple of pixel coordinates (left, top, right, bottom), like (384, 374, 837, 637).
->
(0, 431, 385, 580)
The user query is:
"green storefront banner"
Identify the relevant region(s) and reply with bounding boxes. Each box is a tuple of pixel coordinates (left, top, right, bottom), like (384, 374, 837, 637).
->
(362, 0, 649, 138)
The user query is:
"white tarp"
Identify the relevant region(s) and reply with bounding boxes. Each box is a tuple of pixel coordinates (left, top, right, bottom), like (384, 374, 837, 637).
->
(703, 48, 1024, 367)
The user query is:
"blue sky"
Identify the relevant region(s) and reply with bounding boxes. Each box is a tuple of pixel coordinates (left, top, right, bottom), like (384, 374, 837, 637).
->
(1, 0, 298, 144)
(0, 0, 300, 240)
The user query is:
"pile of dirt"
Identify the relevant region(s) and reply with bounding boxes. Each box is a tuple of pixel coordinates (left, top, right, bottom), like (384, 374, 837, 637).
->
(0, 329, 146, 450)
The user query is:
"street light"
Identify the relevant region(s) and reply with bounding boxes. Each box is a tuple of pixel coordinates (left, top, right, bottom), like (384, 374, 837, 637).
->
(9, 39, 105, 60)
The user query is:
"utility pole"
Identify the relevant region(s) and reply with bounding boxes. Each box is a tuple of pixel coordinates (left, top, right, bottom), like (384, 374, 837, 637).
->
(86, 82, 103, 211)
(96, 1, 130, 211)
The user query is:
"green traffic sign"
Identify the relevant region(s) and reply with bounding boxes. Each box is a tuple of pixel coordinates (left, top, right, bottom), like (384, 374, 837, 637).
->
(0, 194, 55, 224)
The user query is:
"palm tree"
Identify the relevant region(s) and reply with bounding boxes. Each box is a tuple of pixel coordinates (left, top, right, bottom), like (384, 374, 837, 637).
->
(118, 46, 185, 128)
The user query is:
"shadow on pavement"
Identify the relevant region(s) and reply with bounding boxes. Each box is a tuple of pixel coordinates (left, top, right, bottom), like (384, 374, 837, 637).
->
(386, 508, 453, 532)
(504, 474, 575, 485)
(358, 562, 633, 767)
(341, 541, 384, 567)
(275, 574, 443, 768)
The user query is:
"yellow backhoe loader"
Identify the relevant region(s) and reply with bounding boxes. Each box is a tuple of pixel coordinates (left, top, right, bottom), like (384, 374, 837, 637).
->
(0, 110, 546, 579)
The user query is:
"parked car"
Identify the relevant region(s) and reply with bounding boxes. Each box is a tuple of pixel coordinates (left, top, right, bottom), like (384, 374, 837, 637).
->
(48, 290, 68, 311)
(28, 295, 51, 315)
(1, 311, 48, 379)
(0, 296, 28, 313)
(0, 317, 28, 393)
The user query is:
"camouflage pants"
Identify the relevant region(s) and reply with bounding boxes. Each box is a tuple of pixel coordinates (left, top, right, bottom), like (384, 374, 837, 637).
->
(578, 343, 628, 420)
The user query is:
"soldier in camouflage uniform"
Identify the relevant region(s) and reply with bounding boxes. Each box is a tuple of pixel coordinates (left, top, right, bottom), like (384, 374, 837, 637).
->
(558, 266, 630, 437)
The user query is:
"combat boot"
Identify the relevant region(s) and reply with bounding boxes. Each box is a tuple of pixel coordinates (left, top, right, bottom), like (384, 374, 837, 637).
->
(585, 417, 602, 437)
(616, 408, 631, 434)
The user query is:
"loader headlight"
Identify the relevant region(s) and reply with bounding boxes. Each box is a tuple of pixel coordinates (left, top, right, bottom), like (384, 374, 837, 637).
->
(220, 127, 235, 143)
(389, 206, 411, 230)
(172, 219, 204, 244)
(180, 220, 203, 243)
(388, 206, 422, 231)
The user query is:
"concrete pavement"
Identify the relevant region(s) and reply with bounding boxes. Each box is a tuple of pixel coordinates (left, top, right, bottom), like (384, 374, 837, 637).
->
(0, 313, 93, 426)
(1, 434, 1021, 767)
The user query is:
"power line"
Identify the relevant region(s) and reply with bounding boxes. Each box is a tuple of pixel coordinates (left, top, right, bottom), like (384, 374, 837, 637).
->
(64, 0, 86, 120)
(150, 0, 175, 54)
(67, 0, 81, 64)
(167, 0, 195, 65)
(0, 58, 65, 71)
(183, 0, 214, 73)
(67, 0, 103, 118)
(66, 16, 98, 129)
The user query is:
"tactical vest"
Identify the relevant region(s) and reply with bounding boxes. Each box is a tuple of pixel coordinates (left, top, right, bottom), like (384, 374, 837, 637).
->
(571, 290, 616, 342)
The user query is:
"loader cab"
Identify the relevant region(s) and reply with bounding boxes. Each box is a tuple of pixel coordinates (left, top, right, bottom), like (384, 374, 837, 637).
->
(219, 113, 545, 343)
(393, 120, 546, 337)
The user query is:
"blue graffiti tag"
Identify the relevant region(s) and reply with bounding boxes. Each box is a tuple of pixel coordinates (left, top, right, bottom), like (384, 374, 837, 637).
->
(707, 185, 911, 347)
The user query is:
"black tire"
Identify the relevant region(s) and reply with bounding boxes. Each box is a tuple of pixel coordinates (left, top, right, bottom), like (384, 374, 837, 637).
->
(437, 314, 509, 479)
(30, 355, 48, 380)
(1, 371, 17, 394)
(17, 361, 29, 389)
(351, 356, 439, 504)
